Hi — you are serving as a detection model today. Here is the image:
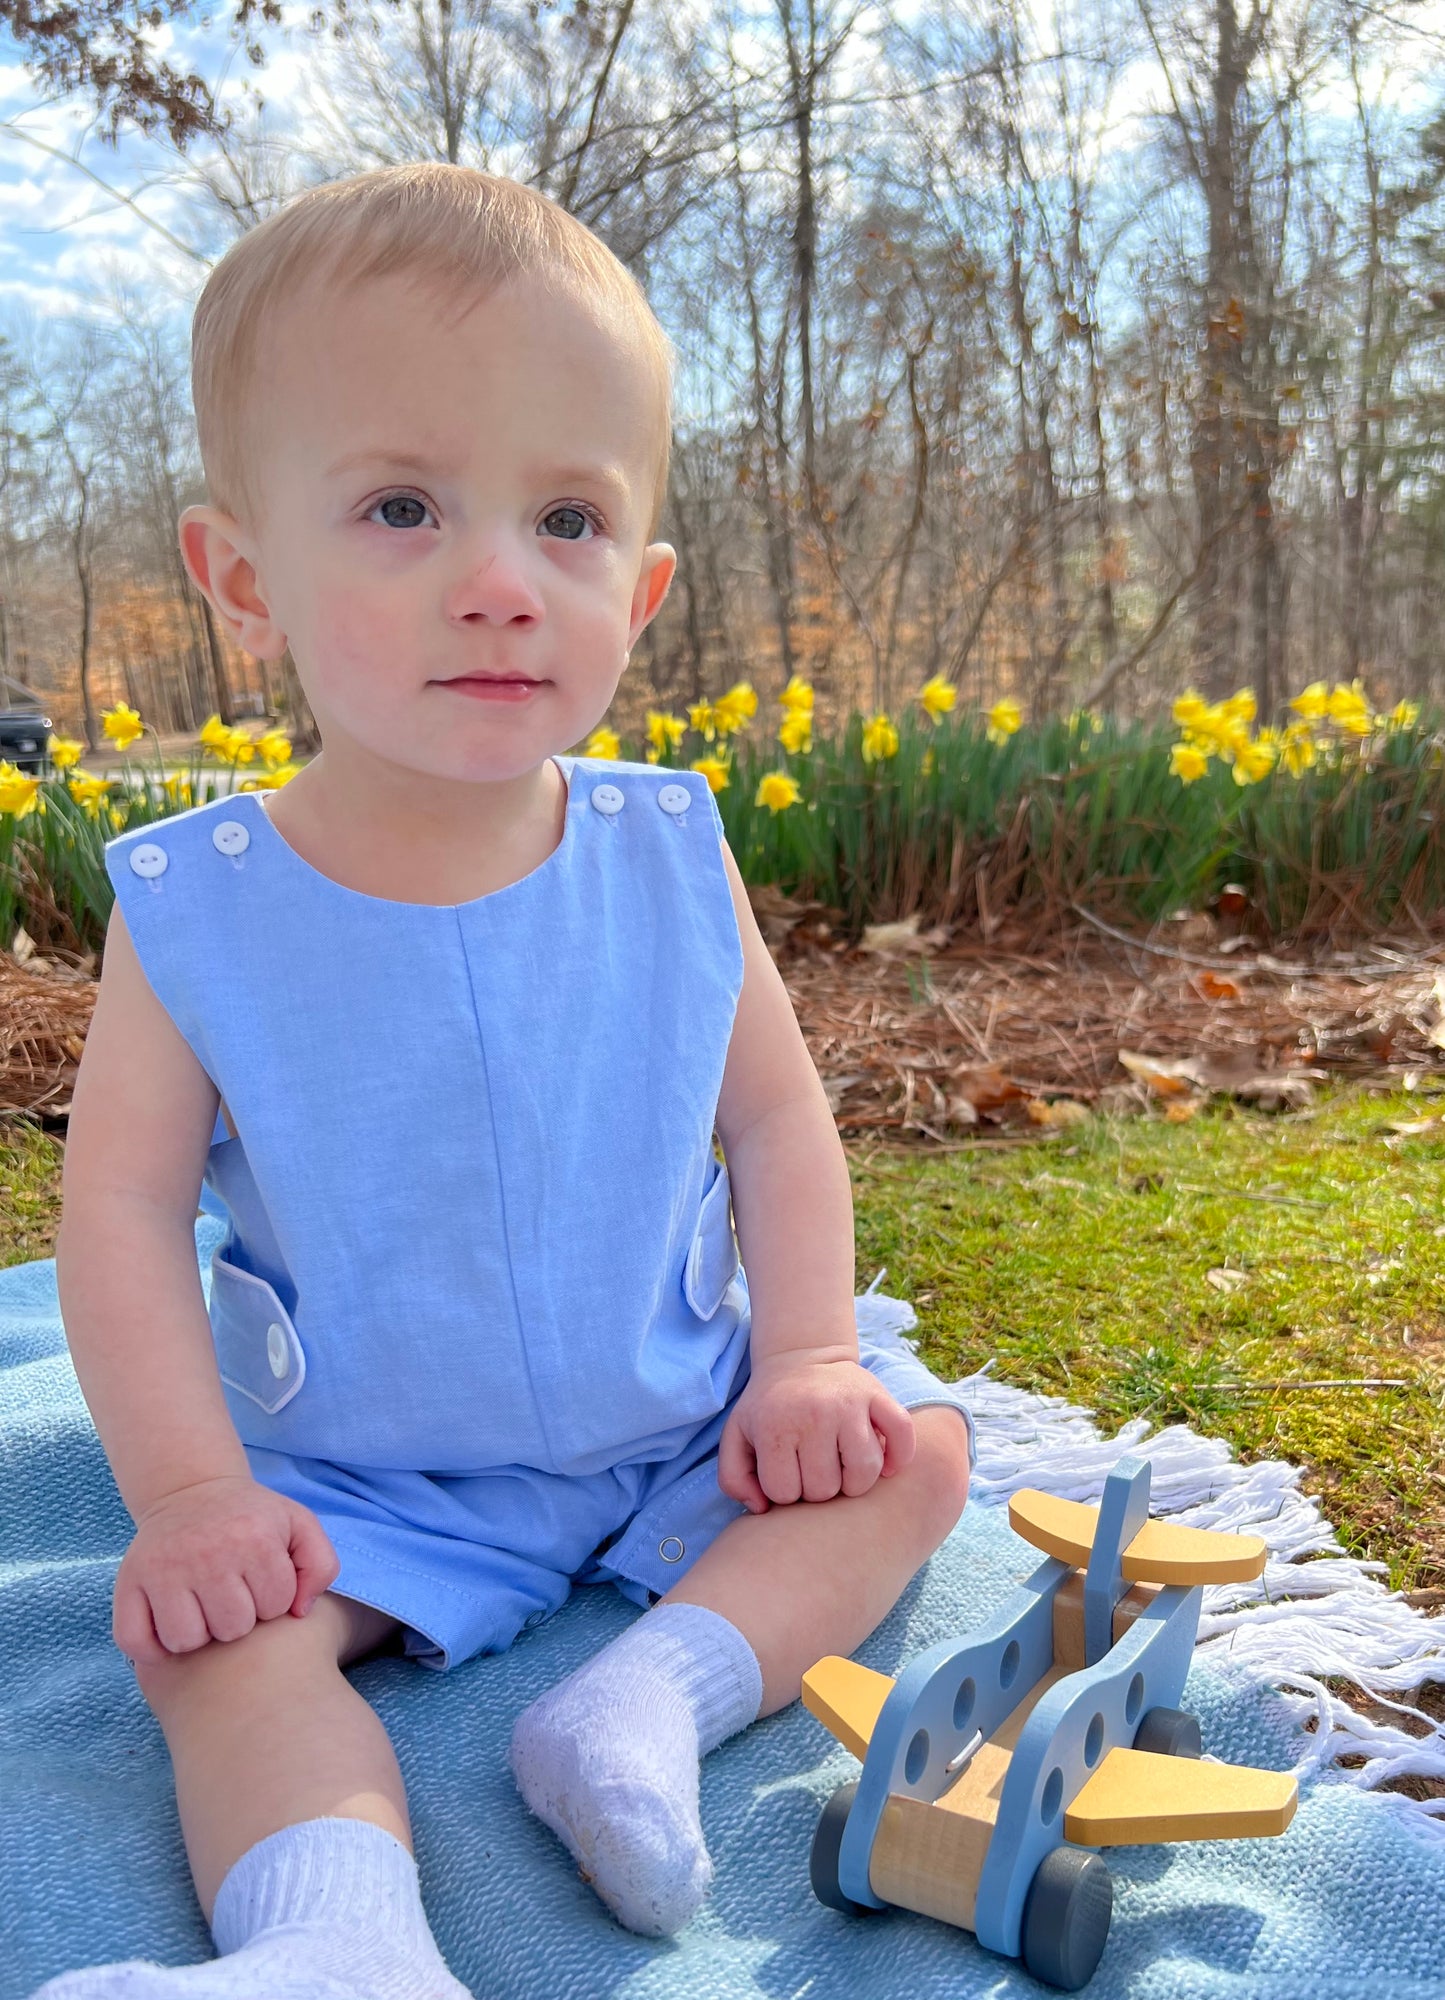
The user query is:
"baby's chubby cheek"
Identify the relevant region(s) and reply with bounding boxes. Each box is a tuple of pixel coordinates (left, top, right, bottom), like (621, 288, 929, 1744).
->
(297, 585, 425, 708)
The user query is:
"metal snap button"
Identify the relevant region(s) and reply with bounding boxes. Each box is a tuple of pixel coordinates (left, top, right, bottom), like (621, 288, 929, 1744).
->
(211, 820, 250, 857)
(266, 1323, 289, 1379)
(590, 783, 625, 816)
(658, 1536, 686, 1563)
(128, 843, 168, 880)
(657, 783, 690, 817)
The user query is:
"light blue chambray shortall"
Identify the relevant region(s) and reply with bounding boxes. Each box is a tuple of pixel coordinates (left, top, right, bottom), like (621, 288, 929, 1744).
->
(104, 756, 975, 1669)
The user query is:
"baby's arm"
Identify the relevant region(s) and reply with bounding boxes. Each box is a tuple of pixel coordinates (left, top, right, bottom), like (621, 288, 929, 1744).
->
(58, 901, 337, 1664)
(712, 841, 915, 1512)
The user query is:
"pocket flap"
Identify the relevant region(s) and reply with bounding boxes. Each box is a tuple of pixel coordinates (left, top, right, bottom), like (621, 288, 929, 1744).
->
(683, 1162, 741, 1320)
(209, 1245, 307, 1414)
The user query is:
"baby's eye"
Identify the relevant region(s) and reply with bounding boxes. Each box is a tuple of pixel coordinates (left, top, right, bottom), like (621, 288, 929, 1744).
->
(368, 492, 435, 531)
(539, 504, 603, 541)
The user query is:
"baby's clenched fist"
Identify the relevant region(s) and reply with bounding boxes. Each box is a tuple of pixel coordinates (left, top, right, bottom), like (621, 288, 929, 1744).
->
(113, 1473, 339, 1665)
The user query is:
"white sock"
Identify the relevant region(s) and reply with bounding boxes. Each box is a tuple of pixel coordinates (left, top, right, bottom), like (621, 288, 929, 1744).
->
(29, 1818, 473, 2000)
(508, 1601, 763, 1937)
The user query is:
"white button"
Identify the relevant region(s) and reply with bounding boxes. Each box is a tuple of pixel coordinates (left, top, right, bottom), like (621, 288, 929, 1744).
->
(266, 1323, 289, 1379)
(211, 819, 250, 857)
(657, 783, 690, 816)
(128, 843, 168, 880)
(591, 783, 625, 816)
(658, 1536, 686, 1563)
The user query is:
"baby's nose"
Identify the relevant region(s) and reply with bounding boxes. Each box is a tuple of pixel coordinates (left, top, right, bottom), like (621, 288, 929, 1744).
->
(451, 548, 546, 623)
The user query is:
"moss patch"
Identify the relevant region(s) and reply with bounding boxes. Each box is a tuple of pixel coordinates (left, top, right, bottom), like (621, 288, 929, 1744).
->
(849, 1087, 1445, 1592)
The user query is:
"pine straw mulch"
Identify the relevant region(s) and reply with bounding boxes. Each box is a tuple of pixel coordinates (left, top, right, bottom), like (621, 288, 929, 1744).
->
(7, 898, 1445, 1128)
(746, 889, 1445, 1140)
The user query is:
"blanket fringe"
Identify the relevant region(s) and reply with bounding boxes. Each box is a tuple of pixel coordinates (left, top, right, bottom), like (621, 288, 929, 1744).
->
(855, 1278, 1445, 1836)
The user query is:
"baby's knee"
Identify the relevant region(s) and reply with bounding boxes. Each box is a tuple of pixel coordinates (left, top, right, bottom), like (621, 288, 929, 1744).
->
(133, 1595, 353, 1720)
(905, 1404, 973, 1538)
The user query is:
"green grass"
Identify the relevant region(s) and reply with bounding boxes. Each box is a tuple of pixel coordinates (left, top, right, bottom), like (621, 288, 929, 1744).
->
(5, 1089, 1442, 1590)
(848, 1086, 1445, 1592)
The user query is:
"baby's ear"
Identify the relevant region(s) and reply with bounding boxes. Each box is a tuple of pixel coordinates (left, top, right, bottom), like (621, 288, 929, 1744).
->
(178, 506, 289, 661)
(629, 542, 676, 645)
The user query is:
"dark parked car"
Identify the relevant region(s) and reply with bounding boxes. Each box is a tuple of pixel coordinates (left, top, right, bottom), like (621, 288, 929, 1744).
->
(0, 708, 52, 774)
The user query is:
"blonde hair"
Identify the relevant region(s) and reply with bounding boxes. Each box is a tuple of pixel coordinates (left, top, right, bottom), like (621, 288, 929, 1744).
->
(190, 163, 675, 541)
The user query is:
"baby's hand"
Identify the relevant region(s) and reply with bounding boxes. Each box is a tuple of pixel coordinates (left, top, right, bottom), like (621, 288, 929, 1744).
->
(113, 1473, 339, 1666)
(717, 1353, 915, 1512)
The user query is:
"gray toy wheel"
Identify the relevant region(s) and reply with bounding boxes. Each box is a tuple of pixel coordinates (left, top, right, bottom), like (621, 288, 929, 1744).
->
(1133, 1705, 1203, 1758)
(1021, 1844, 1114, 1991)
(809, 1781, 878, 1917)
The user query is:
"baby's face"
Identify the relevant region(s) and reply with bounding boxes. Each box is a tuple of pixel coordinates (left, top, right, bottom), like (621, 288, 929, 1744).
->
(184, 269, 674, 785)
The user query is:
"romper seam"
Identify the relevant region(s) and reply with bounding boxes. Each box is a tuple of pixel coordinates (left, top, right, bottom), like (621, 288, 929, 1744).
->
(454, 900, 560, 1468)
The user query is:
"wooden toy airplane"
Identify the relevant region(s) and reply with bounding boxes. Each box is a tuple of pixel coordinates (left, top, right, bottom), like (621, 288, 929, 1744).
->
(801, 1455, 1298, 1991)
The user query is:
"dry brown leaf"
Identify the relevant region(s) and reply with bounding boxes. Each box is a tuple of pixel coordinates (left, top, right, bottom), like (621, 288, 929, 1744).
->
(950, 1063, 1025, 1115)
(944, 1095, 980, 1126)
(1026, 1098, 1091, 1128)
(1206, 1266, 1250, 1292)
(1163, 1098, 1202, 1122)
(1194, 972, 1243, 1001)
(1117, 1049, 1207, 1096)
(859, 915, 926, 954)
(1386, 1116, 1445, 1138)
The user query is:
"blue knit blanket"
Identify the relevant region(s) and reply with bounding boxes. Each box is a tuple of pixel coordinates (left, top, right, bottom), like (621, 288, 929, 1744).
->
(4, 1218, 1444, 1998)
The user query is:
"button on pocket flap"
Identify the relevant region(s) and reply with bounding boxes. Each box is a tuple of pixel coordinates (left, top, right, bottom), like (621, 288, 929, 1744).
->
(683, 1163, 741, 1320)
(208, 1246, 306, 1414)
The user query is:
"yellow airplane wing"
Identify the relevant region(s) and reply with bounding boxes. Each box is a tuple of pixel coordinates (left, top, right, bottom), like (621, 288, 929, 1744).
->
(1009, 1488, 1267, 1585)
(1065, 1747, 1297, 1845)
(802, 1655, 896, 1760)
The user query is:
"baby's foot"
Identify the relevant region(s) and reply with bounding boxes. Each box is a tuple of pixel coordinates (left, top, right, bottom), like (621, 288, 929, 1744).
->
(31, 1923, 432, 1998)
(508, 1601, 762, 1937)
(30, 1818, 473, 2000)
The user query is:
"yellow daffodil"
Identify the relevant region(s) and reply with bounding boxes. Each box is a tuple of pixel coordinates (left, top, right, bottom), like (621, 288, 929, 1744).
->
(645, 710, 686, 758)
(1389, 699, 1420, 732)
(755, 771, 801, 813)
(1281, 724, 1316, 776)
(1290, 681, 1329, 721)
(1327, 680, 1371, 735)
(199, 714, 233, 752)
(1232, 738, 1276, 785)
(108, 803, 126, 831)
(1220, 688, 1257, 727)
(255, 729, 293, 767)
(66, 771, 116, 818)
(583, 726, 621, 759)
(0, 763, 42, 817)
(1169, 742, 1209, 783)
(690, 755, 730, 793)
(922, 746, 936, 776)
(861, 713, 899, 762)
(780, 674, 814, 715)
(985, 697, 1022, 745)
(1172, 692, 1209, 731)
(688, 699, 717, 741)
(1068, 708, 1104, 736)
(917, 674, 957, 723)
(711, 681, 759, 736)
(46, 734, 84, 770)
(779, 708, 812, 754)
(102, 701, 145, 750)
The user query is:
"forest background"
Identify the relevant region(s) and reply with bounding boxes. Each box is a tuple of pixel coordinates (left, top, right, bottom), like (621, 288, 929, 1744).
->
(0, 0, 1439, 754)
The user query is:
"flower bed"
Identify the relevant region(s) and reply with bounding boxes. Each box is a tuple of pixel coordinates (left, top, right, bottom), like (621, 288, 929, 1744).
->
(2, 678, 1442, 954)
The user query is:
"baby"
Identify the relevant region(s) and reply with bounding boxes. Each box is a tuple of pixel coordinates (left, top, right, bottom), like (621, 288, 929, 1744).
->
(38, 164, 974, 2000)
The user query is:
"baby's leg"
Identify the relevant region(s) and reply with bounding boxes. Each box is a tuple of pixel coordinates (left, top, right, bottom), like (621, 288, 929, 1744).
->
(146, 1591, 405, 1914)
(35, 1593, 473, 2000)
(664, 1404, 973, 1711)
(511, 1407, 970, 1936)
